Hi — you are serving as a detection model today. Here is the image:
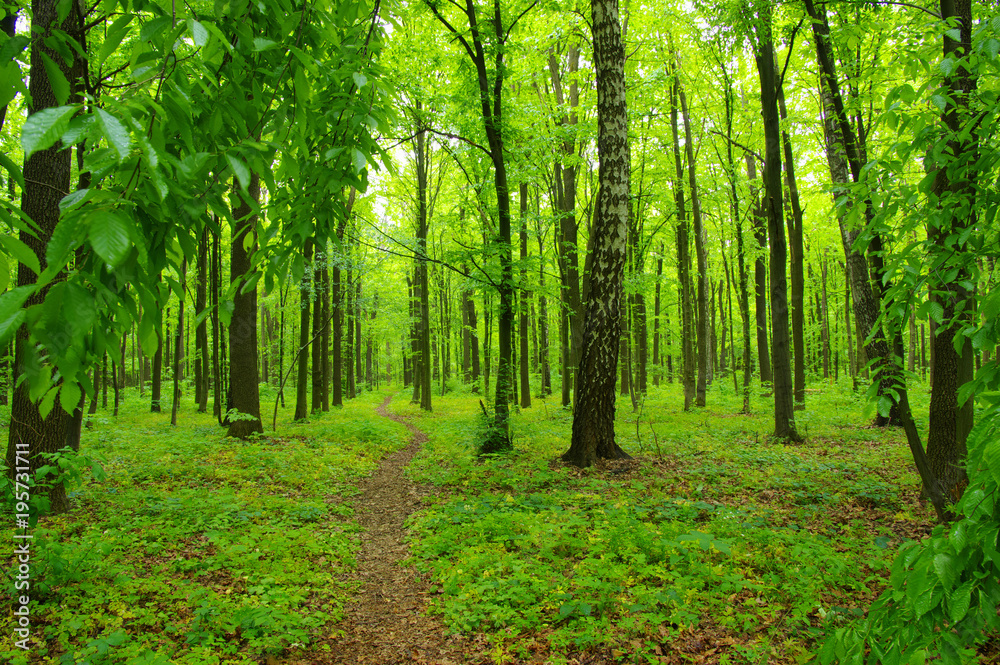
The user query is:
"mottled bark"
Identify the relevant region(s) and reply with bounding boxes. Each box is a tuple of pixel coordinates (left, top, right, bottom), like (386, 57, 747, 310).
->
(564, 0, 630, 467)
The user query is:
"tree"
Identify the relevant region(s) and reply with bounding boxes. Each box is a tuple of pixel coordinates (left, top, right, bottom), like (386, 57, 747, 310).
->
(4, 0, 79, 514)
(752, 4, 801, 442)
(563, 0, 630, 468)
(227, 175, 264, 438)
(423, 0, 533, 452)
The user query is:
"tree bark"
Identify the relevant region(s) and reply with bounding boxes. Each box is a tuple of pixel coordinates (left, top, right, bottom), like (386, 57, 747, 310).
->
(519, 183, 531, 408)
(669, 75, 695, 410)
(754, 22, 801, 442)
(294, 239, 313, 421)
(680, 86, 709, 407)
(5, 0, 78, 514)
(171, 259, 186, 426)
(227, 175, 264, 438)
(777, 83, 806, 409)
(563, 0, 630, 467)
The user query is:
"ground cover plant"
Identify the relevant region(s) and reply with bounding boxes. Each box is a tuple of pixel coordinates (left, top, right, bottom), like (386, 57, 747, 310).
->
(1, 388, 409, 664)
(401, 379, 940, 664)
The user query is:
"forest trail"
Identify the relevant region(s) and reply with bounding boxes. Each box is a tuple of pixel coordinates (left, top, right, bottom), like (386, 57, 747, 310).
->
(300, 393, 477, 665)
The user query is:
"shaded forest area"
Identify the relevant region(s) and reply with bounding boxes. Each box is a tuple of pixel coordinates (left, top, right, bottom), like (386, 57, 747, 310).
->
(2, 0, 1000, 662)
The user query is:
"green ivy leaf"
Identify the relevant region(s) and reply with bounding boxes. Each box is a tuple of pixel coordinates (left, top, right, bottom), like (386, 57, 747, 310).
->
(87, 210, 131, 267)
(21, 105, 77, 159)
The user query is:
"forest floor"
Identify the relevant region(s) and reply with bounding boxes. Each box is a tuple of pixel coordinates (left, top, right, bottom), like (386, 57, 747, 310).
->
(298, 394, 476, 665)
(0, 380, 972, 664)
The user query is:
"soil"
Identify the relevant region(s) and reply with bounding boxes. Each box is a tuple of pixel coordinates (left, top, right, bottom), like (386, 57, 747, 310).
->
(284, 394, 484, 665)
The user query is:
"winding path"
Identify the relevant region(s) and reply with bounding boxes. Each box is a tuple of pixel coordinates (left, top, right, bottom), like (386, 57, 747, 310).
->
(309, 394, 477, 665)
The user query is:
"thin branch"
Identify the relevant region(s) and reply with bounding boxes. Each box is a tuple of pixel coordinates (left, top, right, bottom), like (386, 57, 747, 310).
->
(778, 17, 805, 92)
(708, 129, 764, 164)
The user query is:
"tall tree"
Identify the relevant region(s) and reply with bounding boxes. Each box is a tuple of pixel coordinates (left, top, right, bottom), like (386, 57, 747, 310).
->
(227, 175, 264, 438)
(4, 0, 80, 514)
(563, 0, 630, 467)
(752, 7, 801, 442)
(424, 0, 528, 451)
(680, 85, 710, 407)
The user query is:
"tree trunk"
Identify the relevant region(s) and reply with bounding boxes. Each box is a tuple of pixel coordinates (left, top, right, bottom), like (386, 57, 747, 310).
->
(777, 83, 806, 409)
(196, 229, 209, 413)
(680, 87, 709, 407)
(652, 244, 663, 387)
(413, 125, 432, 410)
(564, 0, 630, 467)
(171, 259, 186, 426)
(227, 175, 264, 438)
(211, 228, 223, 420)
(747, 152, 771, 386)
(151, 329, 163, 412)
(754, 24, 801, 442)
(519, 183, 531, 408)
(311, 244, 325, 414)
(925, 0, 976, 507)
(670, 76, 695, 410)
(295, 239, 313, 421)
(5, 0, 77, 514)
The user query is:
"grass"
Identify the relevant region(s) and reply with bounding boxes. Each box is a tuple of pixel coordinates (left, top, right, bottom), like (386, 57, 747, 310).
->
(400, 375, 936, 664)
(1, 386, 408, 664)
(1, 374, 939, 664)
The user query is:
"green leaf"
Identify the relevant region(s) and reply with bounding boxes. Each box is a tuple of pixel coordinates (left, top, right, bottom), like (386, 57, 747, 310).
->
(40, 52, 70, 106)
(38, 385, 58, 419)
(95, 108, 131, 162)
(0, 235, 41, 276)
(21, 105, 77, 158)
(87, 210, 131, 267)
(188, 19, 208, 47)
(0, 34, 29, 63)
(352, 71, 367, 89)
(0, 253, 8, 293)
(59, 188, 91, 213)
(226, 153, 250, 190)
(60, 380, 82, 414)
(253, 38, 278, 51)
(947, 580, 973, 623)
(352, 148, 366, 174)
(0, 292, 28, 348)
(933, 552, 956, 589)
(0, 150, 23, 189)
(0, 61, 21, 109)
(931, 94, 948, 112)
(99, 14, 133, 67)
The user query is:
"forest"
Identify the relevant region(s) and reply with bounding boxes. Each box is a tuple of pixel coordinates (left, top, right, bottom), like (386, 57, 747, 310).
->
(1, 0, 999, 662)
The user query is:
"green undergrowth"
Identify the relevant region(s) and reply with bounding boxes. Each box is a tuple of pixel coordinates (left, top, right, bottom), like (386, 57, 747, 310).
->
(399, 378, 937, 664)
(1, 387, 407, 664)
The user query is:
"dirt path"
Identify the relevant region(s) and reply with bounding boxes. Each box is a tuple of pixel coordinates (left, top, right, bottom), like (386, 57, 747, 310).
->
(301, 394, 479, 665)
